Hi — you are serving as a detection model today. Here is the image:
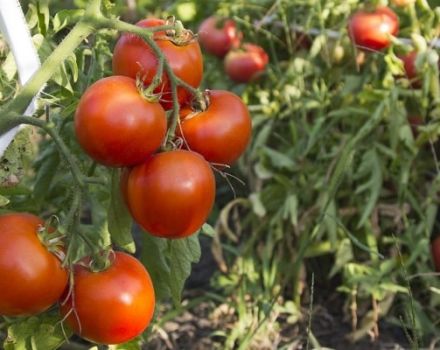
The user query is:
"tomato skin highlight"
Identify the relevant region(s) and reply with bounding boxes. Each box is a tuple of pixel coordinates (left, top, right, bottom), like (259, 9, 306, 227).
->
(125, 150, 216, 239)
(179, 90, 252, 165)
(432, 236, 440, 272)
(74, 76, 167, 167)
(112, 18, 203, 109)
(0, 213, 68, 316)
(224, 43, 269, 83)
(198, 16, 241, 57)
(348, 7, 399, 51)
(60, 252, 155, 345)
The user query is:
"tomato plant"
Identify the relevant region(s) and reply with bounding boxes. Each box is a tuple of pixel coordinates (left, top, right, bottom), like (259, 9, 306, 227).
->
(0, 213, 67, 316)
(179, 90, 252, 165)
(198, 16, 241, 57)
(124, 150, 216, 238)
(224, 43, 269, 83)
(348, 6, 399, 51)
(60, 252, 155, 345)
(75, 76, 167, 167)
(391, 0, 415, 6)
(112, 17, 203, 109)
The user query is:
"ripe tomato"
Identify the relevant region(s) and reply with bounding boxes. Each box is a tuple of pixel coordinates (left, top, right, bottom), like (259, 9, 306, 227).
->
(60, 252, 155, 345)
(198, 16, 241, 57)
(224, 43, 269, 83)
(112, 18, 203, 109)
(399, 51, 420, 87)
(431, 236, 440, 272)
(0, 213, 68, 316)
(75, 76, 167, 167)
(125, 150, 215, 238)
(178, 90, 252, 165)
(348, 7, 399, 51)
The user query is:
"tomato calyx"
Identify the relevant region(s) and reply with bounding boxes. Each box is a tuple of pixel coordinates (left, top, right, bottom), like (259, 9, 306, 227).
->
(156, 16, 197, 47)
(85, 249, 116, 273)
(37, 215, 66, 261)
(136, 75, 161, 103)
(187, 90, 211, 116)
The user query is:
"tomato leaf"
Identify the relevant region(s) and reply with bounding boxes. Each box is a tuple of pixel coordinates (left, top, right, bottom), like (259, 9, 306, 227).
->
(107, 169, 135, 254)
(4, 313, 70, 350)
(168, 235, 201, 306)
(140, 234, 171, 301)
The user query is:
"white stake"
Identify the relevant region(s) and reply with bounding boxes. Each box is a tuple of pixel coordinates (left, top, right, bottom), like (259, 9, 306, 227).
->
(0, 0, 41, 158)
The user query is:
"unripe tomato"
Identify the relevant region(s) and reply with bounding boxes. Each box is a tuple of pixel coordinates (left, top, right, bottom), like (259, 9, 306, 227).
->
(75, 76, 167, 167)
(112, 18, 203, 110)
(399, 51, 420, 87)
(431, 236, 440, 272)
(0, 213, 68, 316)
(391, 0, 415, 6)
(178, 90, 252, 165)
(125, 150, 215, 238)
(224, 43, 269, 83)
(198, 16, 241, 57)
(60, 252, 155, 345)
(348, 7, 399, 51)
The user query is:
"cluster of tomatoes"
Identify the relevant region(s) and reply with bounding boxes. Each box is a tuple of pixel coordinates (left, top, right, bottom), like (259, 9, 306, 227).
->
(198, 16, 269, 83)
(0, 17, 254, 346)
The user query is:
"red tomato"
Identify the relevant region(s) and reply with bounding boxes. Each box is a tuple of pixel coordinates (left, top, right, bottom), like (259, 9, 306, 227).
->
(0, 213, 68, 316)
(125, 150, 215, 238)
(112, 18, 203, 109)
(60, 252, 155, 345)
(348, 7, 399, 51)
(198, 16, 241, 57)
(399, 51, 420, 87)
(178, 90, 252, 165)
(431, 236, 440, 272)
(224, 43, 269, 83)
(75, 76, 166, 167)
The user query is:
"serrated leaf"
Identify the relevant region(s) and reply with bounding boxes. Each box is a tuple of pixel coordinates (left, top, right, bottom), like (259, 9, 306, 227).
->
(52, 9, 85, 32)
(140, 234, 171, 301)
(4, 313, 70, 350)
(201, 223, 216, 237)
(107, 169, 135, 253)
(169, 235, 201, 306)
(354, 148, 382, 228)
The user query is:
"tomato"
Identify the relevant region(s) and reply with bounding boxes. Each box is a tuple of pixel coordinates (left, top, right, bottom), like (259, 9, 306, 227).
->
(399, 51, 420, 87)
(112, 18, 203, 109)
(75, 76, 166, 167)
(391, 0, 415, 6)
(178, 90, 252, 165)
(431, 236, 440, 272)
(60, 252, 155, 345)
(0, 213, 68, 316)
(125, 150, 215, 238)
(224, 43, 269, 83)
(198, 16, 241, 57)
(348, 7, 399, 51)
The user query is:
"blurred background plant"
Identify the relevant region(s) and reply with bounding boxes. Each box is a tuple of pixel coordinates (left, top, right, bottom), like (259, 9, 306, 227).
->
(2, 0, 440, 349)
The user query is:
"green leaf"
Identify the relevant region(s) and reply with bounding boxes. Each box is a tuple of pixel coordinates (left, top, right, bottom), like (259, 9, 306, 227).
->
(4, 313, 70, 350)
(355, 148, 383, 228)
(109, 339, 141, 350)
(168, 235, 201, 306)
(201, 223, 216, 237)
(52, 9, 85, 32)
(263, 147, 295, 170)
(140, 234, 171, 301)
(107, 169, 135, 253)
